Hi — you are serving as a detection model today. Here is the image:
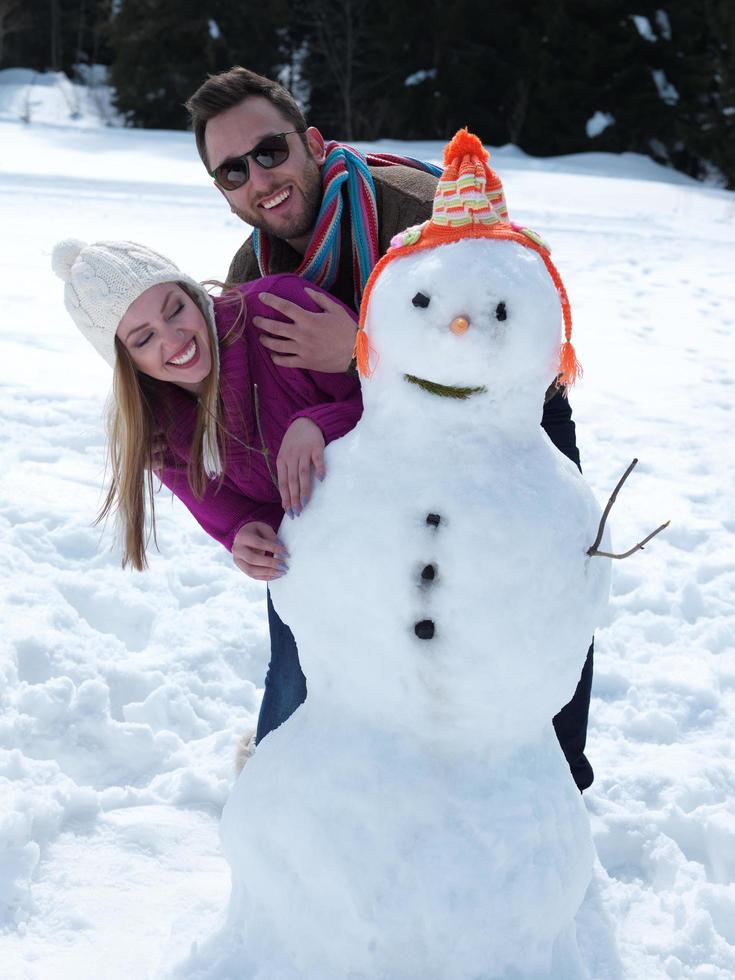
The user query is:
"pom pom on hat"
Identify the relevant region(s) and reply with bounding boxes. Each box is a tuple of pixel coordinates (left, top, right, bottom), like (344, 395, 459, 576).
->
(51, 239, 86, 282)
(443, 128, 489, 166)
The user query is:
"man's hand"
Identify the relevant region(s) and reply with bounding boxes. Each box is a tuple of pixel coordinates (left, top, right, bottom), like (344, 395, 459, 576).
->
(253, 288, 357, 373)
(277, 417, 326, 517)
(232, 521, 289, 581)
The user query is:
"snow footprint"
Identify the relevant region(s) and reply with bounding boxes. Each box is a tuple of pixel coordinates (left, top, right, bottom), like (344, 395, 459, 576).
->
(167, 566, 223, 609)
(56, 580, 155, 652)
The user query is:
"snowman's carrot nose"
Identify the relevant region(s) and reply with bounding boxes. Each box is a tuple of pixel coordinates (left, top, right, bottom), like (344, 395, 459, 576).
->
(450, 315, 470, 335)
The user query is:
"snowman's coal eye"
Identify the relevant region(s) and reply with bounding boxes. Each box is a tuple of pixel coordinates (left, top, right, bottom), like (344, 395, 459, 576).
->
(412, 292, 431, 309)
(495, 301, 507, 321)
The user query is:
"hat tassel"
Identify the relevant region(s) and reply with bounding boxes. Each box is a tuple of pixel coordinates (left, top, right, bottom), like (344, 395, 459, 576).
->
(355, 327, 374, 377)
(557, 338, 583, 389)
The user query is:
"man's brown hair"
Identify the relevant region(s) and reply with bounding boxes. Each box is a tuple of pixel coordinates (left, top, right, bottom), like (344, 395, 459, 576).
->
(186, 66, 308, 170)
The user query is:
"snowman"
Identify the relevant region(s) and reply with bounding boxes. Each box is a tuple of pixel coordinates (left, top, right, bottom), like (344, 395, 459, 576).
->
(177, 131, 613, 980)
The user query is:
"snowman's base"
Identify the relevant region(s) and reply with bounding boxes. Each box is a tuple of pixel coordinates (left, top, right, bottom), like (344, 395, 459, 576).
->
(172, 703, 599, 980)
(164, 866, 622, 980)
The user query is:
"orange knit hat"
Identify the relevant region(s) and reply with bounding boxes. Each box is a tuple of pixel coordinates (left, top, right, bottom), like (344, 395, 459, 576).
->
(356, 129, 581, 388)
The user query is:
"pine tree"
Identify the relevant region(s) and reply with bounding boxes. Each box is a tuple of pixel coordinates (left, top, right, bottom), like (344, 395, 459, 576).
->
(704, 0, 735, 185)
(9, 0, 721, 185)
(107, 0, 292, 130)
(0, 1, 30, 68)
(108, 0, 216, 128)
(666, 0, 735, 186)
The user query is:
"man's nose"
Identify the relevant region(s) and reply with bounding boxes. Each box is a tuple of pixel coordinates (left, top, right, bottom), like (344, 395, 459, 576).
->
(246, 161, 278, 195)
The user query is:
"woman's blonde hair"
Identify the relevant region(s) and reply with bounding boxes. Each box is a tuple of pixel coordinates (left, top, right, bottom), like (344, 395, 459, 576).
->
(96, 282, 243, 570)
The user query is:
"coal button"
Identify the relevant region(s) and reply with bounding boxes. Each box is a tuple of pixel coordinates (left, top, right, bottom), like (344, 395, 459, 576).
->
(426, 513, 441, 528)
(414, 620, 435, 640)
(421, 564, 436, 581)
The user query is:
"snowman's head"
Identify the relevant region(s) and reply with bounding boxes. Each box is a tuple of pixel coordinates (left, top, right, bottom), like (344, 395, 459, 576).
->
(360, 235, 564, 413)
(356, 130, 580, 421)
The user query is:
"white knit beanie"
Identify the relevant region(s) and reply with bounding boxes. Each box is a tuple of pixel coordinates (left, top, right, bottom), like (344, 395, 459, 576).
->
(51, 239, 219, 373)
(51, 238, 223, 476)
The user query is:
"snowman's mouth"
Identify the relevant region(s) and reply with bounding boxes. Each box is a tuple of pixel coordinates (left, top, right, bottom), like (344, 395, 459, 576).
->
(404, 374, 487, 400)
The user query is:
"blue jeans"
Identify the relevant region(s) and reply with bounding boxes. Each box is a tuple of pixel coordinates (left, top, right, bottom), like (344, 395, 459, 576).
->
(255, 589, 307, 745)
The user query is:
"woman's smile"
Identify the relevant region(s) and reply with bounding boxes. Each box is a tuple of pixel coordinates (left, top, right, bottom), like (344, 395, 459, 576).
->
(167, 336, 200, 367)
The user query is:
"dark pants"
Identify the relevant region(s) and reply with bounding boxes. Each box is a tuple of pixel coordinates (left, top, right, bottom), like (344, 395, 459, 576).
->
(553, 641, 594, 791)
(255, 589, 307, 746)
(256, 390, 595, 791)
(543, 388, 595, 791)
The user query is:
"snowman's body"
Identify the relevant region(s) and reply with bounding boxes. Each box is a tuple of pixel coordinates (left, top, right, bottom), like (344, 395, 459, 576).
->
(219, 237, 611, 980)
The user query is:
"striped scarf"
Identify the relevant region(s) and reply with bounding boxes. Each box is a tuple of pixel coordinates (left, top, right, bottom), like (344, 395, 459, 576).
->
(252, 141, 442, 307)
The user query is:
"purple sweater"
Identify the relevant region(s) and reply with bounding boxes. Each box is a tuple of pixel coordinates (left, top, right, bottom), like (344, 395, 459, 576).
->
(158, 274, 363, 549)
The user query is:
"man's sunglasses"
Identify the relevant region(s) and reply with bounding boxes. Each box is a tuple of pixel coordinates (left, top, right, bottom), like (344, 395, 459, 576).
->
(209, 130, 306, 191)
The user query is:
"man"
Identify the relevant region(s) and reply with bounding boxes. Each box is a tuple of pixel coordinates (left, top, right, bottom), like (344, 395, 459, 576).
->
(186, 67, 595, 791)
(187, 68, 437, 371)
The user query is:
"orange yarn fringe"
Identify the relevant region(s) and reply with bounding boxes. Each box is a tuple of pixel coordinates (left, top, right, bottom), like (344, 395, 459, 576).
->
(538, 250, 582, 390)
(557, 340, 583, 390)
(355, 328, 373, 377)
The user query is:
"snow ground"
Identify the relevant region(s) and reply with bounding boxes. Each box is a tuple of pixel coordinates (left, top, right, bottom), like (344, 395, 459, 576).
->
(0, 103, 734, 980)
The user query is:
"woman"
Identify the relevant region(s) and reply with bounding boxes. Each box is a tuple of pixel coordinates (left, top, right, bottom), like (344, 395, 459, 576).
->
(52, 238, 362, 753)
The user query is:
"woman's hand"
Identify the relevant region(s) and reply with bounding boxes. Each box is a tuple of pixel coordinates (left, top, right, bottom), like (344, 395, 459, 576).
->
(232, 521, 289, 580)
(276, 417, 326, 517)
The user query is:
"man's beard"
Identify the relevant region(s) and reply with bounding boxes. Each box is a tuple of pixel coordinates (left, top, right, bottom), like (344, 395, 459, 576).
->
(232, 158, 323, 244)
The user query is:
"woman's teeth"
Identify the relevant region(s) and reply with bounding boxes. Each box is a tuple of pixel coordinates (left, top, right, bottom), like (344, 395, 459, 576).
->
(262, 188, 290, 209)
(168, 339, 197, 366)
